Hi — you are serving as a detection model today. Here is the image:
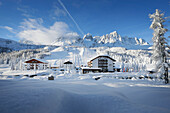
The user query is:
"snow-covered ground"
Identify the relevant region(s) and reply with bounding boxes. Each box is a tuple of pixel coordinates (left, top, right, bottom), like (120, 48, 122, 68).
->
(0, 65, 170, 113)
(0, 78, 170, 113)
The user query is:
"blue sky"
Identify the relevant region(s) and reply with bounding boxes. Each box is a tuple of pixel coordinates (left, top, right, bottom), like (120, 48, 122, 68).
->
(0, 0, 169, 44)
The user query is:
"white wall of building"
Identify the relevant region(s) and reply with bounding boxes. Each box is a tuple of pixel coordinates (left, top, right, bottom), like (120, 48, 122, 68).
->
(108, 59, 114, 71)
(24, 63, 48, 70)
(92, 59, 98, 68)
(64, 64, 73, 72)
(91, 57, 115, 72)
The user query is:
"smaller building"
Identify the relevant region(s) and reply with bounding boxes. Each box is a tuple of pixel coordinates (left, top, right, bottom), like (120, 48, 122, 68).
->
(81, 67, 102, 74)
(24, 58, 48, 70)
(50, 65, 59, 69)
(64, 61, 73, 72)
(114, 67, 121, 72)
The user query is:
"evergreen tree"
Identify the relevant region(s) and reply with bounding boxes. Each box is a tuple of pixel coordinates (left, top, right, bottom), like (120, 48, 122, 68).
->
(149, 9, 169, 83)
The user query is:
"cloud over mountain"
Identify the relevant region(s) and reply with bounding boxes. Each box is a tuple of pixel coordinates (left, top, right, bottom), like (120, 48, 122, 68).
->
(18, 18, 79, 45)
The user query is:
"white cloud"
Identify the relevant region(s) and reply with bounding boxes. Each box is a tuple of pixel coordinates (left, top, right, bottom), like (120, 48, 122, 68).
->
(54, 7, 66, 17)
(52, 2, 67, 17)
(4, 26, 13, 31)
(18, 18, 80, 45)
(19, 18, 43, 29)
(0, 2, 2, 6)
(0, 26, 16, 33)
(17, 5, 36, 17)
(17, 7, 31, 17)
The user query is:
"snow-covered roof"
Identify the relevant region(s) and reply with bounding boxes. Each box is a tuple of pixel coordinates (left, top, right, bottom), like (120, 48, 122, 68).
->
(50, 65, 58, 67)
(114, 67, 121, 69)
(25, 58, 48, 63)
(81, 67, 102, 70)
(146, 64, 156, 71)
(90, 55, 116, 62)
(64, 61, 73, 64)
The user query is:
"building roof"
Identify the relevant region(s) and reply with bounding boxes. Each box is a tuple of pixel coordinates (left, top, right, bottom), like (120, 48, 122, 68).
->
(90, 55, 116, 62)
(64, 61, 73, 64)
(114, 67, 121, 69)
(81, 67, 102, 70)
(146, 64, 156, 71)
(25, 58, 48, 63)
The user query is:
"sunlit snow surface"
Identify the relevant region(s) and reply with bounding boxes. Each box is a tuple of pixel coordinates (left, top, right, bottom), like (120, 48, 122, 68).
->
(0, 65, 170, 113)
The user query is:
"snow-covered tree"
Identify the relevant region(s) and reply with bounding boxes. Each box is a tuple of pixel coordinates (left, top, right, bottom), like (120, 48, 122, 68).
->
(149, 9, 169, 82)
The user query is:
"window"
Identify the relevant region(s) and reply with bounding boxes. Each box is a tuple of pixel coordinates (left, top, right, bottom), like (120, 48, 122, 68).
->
(98, 59, 108, 72)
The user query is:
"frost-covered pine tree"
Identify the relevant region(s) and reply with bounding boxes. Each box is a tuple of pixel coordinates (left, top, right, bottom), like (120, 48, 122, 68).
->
(149, 9, 169, 82)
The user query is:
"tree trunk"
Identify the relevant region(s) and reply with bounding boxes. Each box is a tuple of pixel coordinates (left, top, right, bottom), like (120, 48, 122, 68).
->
(164, 67, 169, 84)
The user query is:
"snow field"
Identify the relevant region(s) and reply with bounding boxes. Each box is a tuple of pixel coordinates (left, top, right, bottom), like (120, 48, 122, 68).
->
(0, 64, 170, 113)
(0, 79, 170, 113)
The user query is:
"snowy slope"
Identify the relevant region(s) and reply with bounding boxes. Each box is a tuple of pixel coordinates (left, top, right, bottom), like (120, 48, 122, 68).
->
(50, 34, 82, 47)
(44, 46, 97, 67)
(0, 38, 46, 52)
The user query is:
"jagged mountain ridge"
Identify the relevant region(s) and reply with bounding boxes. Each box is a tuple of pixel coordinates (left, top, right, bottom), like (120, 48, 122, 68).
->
(51, 31, 150, 49)
(82, 31, 149, 48)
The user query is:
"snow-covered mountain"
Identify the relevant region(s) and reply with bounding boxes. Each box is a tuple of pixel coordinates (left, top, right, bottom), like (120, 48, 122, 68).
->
(50, 33, 82, 47)
(82, 31, 149, 49)
(51, 36, 81, 46)
(0, 38, 46, 52)
(95, 31, 148, 45)
(47, 31, 150, 49)
(19, 39, 36, 45)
